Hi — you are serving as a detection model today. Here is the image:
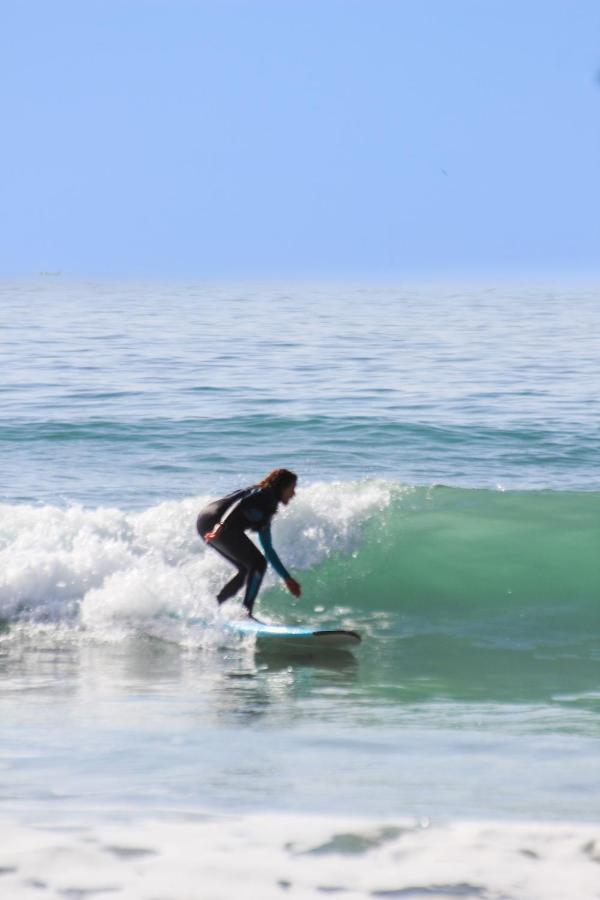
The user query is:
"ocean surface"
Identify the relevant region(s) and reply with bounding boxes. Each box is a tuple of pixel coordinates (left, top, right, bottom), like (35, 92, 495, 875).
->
(1, 279, 599, 898)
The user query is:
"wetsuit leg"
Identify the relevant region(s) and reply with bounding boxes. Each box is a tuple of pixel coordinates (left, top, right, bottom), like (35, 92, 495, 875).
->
(210, 530, 267, 615)
(242, 570, 265, 615)
(209, 543, 247, 604)
(218, 570, 247, 604)
(198, 509, 244, 603)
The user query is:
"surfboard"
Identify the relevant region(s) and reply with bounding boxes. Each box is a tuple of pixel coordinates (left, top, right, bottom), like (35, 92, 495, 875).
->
(160, 611, 361, 651)
(226, 617, 361, 648)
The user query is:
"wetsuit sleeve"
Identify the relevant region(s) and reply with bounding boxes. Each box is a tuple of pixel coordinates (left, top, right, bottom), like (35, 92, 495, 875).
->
(258, 525, 290, 581)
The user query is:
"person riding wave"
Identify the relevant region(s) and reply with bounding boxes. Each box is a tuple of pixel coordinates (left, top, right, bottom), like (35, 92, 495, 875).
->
(196, 468, 301, 617)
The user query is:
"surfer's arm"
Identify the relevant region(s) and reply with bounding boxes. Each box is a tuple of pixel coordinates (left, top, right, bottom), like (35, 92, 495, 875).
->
(258, 525, 291, 581)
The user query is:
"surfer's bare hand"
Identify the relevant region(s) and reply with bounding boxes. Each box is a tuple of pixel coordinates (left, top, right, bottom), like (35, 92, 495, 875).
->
(204, 524, 223, 543)
(285, 577, 301, 598)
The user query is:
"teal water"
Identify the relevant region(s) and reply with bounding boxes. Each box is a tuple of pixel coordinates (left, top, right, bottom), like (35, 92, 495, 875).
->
(0, 280, 599, 829)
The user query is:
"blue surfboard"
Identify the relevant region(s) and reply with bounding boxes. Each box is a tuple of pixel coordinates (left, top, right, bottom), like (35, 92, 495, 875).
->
(226, 617, 361, 648)
(161, 611, 361, 650)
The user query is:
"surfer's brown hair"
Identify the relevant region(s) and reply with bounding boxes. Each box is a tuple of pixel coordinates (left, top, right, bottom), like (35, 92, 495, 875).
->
(258, 468, 297, 498)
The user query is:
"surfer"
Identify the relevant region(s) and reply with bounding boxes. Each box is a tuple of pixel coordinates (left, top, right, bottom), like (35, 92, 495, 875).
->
(196, 468, 302, 616)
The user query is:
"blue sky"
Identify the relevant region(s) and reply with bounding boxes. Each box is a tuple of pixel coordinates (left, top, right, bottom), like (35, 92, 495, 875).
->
(1, 0, 599, 279)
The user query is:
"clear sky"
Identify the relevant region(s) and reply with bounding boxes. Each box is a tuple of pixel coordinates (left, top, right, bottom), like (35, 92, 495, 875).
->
(1, 0, 599, 279)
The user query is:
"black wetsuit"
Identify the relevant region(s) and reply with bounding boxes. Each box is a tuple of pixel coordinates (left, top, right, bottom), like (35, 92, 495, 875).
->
(196, 485, 290, 615)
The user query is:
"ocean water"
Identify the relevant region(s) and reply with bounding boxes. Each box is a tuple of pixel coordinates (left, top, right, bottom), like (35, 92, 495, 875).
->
(1, 279, 599, 898)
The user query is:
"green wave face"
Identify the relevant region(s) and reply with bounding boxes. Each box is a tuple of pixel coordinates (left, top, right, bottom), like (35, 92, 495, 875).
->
(260, 486, 600, 708)
(312, 486, 599, 630)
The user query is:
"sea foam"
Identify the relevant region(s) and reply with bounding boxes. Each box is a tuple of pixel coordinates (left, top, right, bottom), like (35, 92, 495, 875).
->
(0, 481, 392, 631)
(1, 812, 599, 900)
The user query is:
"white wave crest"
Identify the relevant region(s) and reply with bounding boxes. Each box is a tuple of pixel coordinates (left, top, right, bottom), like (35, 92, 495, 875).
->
(0, 481, 393, 628)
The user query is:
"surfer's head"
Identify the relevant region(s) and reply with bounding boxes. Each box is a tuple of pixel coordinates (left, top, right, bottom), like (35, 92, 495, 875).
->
(259, 468, 297, 505)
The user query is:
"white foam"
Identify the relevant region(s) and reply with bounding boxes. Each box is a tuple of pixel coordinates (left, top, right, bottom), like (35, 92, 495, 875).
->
(0, 812, 598, 899)
(0, 481, 393, 635)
